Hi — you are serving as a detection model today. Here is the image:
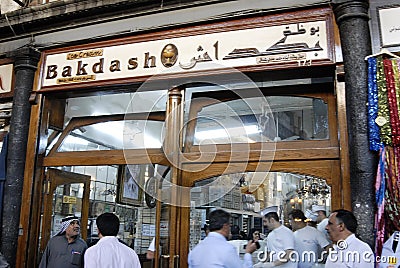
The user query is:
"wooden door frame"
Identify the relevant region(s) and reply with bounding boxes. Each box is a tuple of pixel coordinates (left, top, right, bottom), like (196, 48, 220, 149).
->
(39, 168, 91, 254)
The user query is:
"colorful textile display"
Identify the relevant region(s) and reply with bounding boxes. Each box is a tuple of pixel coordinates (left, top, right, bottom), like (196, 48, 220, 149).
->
(367, 56, 400, 256)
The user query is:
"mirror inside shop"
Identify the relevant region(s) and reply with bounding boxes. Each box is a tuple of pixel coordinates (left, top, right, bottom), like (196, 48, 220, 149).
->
(47, 165, 330, 255)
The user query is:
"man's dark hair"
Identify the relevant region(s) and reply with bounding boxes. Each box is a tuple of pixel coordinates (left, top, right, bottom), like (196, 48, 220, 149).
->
(96, 213, 120, 236)
(320, 210, 327, 216)
(264, 212, 279, 222)
(288, 209, 307, 221)
(202, 224, 210, 232)
(208, 209, 230, 232)
(333, 209, 358, 234)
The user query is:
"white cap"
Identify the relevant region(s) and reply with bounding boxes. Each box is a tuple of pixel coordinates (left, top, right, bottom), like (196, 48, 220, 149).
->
(305, 209, 318, 221)
(312, 205, 326, 213)
(260, 205, 278, 216)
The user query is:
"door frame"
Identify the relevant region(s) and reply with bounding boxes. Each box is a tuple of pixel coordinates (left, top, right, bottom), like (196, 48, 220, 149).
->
(39, 168, 91, 254)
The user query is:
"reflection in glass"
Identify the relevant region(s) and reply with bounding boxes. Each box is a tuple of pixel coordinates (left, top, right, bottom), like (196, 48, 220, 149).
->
(65, 91, 167, 121)
(54, 90, 167, 152)
(193, 96, 329, 145)
(58, 120, 163, 152)
(189, 172, 331, 249)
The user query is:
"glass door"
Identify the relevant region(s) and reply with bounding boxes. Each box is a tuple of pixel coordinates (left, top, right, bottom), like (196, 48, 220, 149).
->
(39, 168, 91, 256)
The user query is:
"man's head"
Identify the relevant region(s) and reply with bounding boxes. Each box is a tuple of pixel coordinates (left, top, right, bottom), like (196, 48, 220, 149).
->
(96, 213, 120, 237)
(316, 210, 327, 222)
(57, 216, 80, 238)
(263, 212, 280, 231)
(208, 209, 231, 239)
(325, 209, 357, 243)
(312, 205, 327, 223)
(288, 209, 307, 231)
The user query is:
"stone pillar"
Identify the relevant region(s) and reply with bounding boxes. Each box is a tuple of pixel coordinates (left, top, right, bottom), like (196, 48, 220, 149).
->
(1, 47, 41, 266)
(331, 0, 376, 247)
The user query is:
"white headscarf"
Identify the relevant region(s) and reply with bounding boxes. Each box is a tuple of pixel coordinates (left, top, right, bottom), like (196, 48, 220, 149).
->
(55, 216, 79, 236)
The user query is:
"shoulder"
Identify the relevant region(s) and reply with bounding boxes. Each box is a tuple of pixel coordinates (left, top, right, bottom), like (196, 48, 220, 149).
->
(304, 225, 320, 234)
(50, 235, 64, 241)
(355, 237, 373, 250)
(280, 225, 294, 235)
(75, 237, 88, 248)
(85, 244, 97, 255)
(347, 235, 372, 250)
(120, 242, 139, 257)
(48, 235, 65, 245)
(320, 218, 329, 224)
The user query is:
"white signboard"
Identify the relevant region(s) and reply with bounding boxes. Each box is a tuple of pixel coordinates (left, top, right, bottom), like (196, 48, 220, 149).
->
(142, 223, 156, 236)
(0, 64, 13, 93)
(379, 6, 400, 47)
(40, 20, 329, 89)
(160, 221, 169, 237)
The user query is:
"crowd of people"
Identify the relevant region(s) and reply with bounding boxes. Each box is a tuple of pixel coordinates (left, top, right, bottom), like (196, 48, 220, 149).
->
(37, 205, 378, 268)
(190, 206, 376, 268)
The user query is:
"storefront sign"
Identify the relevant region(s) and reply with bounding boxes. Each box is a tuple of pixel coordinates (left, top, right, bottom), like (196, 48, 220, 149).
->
(62, 195, 77, 204)
(379, 5, 400, 47)
(40, 20, 330, 89)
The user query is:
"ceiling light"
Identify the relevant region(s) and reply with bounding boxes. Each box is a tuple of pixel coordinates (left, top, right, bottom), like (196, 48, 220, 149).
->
(195, 124, 260, 141)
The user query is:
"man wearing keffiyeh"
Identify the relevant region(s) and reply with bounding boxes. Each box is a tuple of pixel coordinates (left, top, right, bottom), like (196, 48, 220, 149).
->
(39, 216, 88, 268)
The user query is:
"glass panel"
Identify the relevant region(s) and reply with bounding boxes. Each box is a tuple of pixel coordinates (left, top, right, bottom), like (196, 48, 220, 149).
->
(189, 172, 331, 257)
(193, 96, 328, 145)
(57, 120, 164, 152)
(65, 91, 167, 122)
(193, 97, 271, 144)
(52, 90, 167, 152)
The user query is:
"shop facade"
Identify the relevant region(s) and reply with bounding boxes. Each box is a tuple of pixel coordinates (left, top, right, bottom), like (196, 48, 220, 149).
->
(0, 0, 384, 267)
(24, 6, 348, 267)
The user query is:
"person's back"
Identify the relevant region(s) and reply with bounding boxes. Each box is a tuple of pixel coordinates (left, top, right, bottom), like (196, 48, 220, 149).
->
(189, 232, 240, 267)
(84, 213, 140, 268)
(188, 209, 257, 268)
(294, 226, 330, 268)
(86, 236, 140, 268)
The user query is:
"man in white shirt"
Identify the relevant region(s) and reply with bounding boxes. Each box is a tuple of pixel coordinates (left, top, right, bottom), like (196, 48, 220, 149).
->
(325, 209, 374, 268)
(289, 209, 331, 268)
(84, 213, 141, 268)
(254, 206, 297, 268)
(312, 204, 330, 241)
(188, 209, 257, 268)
